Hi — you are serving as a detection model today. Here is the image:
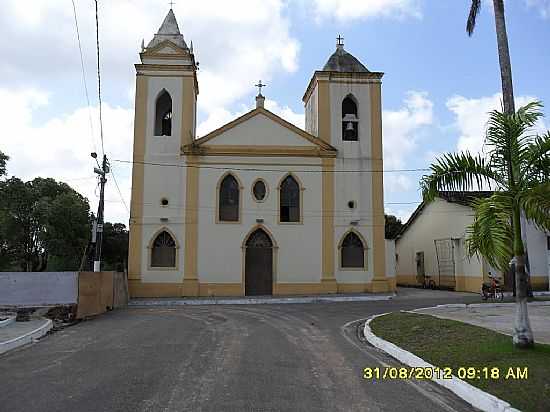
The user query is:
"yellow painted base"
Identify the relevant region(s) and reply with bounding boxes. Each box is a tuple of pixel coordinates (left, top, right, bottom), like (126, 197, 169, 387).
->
(531, 276, 549, 291)
(129, 279, 397, 298)
(454, 276, 482, 293)
(396, 274, 418, 286)
(366, 279, 392, 293)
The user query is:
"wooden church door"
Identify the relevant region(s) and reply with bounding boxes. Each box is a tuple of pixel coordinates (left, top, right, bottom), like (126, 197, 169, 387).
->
(245, 229, 273, 296)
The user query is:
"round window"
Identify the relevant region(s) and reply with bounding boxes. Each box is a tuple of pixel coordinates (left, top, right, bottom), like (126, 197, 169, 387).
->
(252, 180, 267, 201)
(161, 198, 169, 206)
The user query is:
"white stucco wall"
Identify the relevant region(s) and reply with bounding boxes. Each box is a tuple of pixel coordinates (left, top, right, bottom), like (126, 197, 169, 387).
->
(396, 199, 483, 281)
(304, 86, 318, 137)
(196, 156, 323, 284)
(523, 218, 549, 278)
(139, 76, 189, 283)
(385, 240, 396, 279)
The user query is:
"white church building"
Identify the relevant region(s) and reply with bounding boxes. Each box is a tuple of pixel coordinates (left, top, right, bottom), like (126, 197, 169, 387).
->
(128, 9, 395, 297)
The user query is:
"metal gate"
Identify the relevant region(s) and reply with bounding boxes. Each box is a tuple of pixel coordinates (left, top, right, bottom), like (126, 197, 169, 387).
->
(434, 238, 456, 290)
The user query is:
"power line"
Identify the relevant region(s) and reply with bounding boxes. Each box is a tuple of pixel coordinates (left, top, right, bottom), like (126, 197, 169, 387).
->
(71, 0, 97, 154)
(112, 159, 430, 174)
(109, 163, 130, 216)
(94, 0, 105, 157)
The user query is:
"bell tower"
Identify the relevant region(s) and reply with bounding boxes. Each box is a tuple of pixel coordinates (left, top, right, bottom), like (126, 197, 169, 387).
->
(303, 37, 392, 293)
(128, 8, 199, 296)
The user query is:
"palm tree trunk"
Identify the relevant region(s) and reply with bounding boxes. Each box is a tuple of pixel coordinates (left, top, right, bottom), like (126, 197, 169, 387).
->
(512, 206, 534, 348)
(492, 0, 515, 114)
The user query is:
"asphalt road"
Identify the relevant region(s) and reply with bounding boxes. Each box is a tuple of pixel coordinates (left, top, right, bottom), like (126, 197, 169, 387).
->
(0, 289, 481, 412)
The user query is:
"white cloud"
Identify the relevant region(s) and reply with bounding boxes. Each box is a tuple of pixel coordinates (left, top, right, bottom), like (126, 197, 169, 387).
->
(525, 0, 550, 18)
(310, 0, 422, 21)
(0, 87, 134, 224)
(446, 93, 546, 155)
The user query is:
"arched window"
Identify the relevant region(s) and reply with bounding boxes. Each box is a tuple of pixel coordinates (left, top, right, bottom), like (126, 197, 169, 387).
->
(342, 95, 358, 141)
(341, 232, 365, 268)
(219, 174, 240, 222)
(155, 89, 172, 136)
(151, 230, 176, 268)
(280, 175, 300, 222)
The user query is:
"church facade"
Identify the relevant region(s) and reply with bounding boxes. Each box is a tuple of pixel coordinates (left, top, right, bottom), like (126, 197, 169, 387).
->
(128, 10, 395, 297)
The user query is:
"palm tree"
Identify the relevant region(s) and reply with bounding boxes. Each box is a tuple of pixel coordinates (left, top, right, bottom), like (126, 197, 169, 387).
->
(467, 0, 515, 114)
(421, 102, 550, 348)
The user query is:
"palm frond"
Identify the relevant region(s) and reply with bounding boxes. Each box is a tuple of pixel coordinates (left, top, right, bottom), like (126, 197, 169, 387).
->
(420, 152, 502, 201)
(523, 132, 550, 182)
(519, 182, 550, 232)
(466, 193, 513, 272)
(467, 0, 481, 36)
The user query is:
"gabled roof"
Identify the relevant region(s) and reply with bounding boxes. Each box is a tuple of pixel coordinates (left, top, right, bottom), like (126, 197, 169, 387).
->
(397, 191, 494, 240)
(185, 107, 337, 156)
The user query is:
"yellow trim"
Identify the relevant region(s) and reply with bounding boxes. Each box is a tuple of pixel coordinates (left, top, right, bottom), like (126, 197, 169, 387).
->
(129, 281, 182, 298)
(277, 173, 305, 225)
(530, 276, 549, 291)
(321, 158, 337, 292)
(273, 283, 322, 295)
(251, 178, 269, 203)
(302, 71, 384, 104)
(128, 75, 148, 282)
(199, 283, 243, 297)
(337, 229, 369, 271)
(183, 145, 336, 158)
(317, 80, 331, 144)
(241, 225, 279, 295)
(396, 274, 418, 286)
(187, 107, 337, 152)
(370, 83, 387, 287)
(183, 155, 199, 296)
(146, 227, 180, 271)
(181, 76, 196, 146)
(215, 171, 244, 224)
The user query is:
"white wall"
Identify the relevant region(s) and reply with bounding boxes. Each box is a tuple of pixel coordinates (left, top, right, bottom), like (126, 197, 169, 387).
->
(385, 239, 396, 279)
(396, 199, 483, 281)
(0, 272, 78, 306)
(196, 156, 323, 284)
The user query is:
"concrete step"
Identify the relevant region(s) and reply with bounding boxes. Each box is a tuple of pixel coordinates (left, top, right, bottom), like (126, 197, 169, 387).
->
(0, 318, 52, 355)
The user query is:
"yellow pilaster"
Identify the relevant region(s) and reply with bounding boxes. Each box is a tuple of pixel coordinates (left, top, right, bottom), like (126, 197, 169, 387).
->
(369, 82, 391, 293)
(128, 74, 148, 287)
(321, 157, 337, 293)
(183, 155, 199, 296)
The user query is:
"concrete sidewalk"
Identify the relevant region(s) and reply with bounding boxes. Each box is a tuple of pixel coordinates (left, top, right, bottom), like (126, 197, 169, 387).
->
(414, 302, 550, 344)
(0, 318, 52, 354)
(129, 292, 395, 306)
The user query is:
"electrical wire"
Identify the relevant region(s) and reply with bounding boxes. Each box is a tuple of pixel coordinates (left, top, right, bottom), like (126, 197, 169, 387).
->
(71, 0, 98, 154)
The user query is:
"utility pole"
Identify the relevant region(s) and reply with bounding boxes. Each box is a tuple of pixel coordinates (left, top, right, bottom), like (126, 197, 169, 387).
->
(91, 152, 109, 272)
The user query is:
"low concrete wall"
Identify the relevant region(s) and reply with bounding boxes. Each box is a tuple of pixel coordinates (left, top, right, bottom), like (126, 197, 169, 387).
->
(0, 272, 78, 307)
(0, 271, 128, 318)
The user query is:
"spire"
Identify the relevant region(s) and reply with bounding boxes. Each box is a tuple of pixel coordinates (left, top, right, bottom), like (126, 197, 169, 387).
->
(146, 9, 188, 50)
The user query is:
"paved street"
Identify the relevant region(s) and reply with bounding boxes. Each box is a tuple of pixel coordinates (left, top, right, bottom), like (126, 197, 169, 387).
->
(0, 289, 480, 412)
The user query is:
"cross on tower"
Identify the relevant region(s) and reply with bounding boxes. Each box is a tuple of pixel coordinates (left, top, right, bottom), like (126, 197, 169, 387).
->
(169, 1, 175, 9)
(255, 80, 266, 96)
(336, 35, 344, 46)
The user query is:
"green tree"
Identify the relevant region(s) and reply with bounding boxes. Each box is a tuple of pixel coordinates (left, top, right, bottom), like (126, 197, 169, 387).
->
(467, 0, 515, 114)
(385, 214, 404, 240)
(0, 151, 8, 177)
(0, 177, 90, 271)
(101, 222, 129, 272)
(421, 102, 550, 348)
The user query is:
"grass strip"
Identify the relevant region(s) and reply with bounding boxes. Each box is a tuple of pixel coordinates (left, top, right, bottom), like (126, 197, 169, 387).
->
(370, 312, 550, 412)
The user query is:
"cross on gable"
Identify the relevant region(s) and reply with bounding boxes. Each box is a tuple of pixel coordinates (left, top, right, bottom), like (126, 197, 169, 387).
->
(169, 1, 175, 9)
(336, 35, 344, 46)
(255, 80, 266, 96)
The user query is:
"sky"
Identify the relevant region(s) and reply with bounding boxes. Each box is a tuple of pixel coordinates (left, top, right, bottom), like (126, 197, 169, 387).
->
(1, 0, 549, 225)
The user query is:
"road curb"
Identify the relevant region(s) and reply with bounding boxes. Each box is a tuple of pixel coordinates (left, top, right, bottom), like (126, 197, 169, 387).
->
(129, 294, 395, 306)
(414, 301, 550, 311)
(0, 315, 16, 328)
(363, 314, 520, 412)
(0, 318, 53, 355)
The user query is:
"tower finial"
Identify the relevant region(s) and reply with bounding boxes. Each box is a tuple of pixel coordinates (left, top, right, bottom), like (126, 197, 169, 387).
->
(336, 35, 344, 48)
(169, 1, 175, 9)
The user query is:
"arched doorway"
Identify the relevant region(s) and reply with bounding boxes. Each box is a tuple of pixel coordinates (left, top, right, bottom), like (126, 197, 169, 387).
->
(245, 228, 273, 296)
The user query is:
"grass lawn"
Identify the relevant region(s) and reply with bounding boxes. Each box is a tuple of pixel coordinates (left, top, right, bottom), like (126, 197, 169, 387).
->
(370, 312, 550, 412)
